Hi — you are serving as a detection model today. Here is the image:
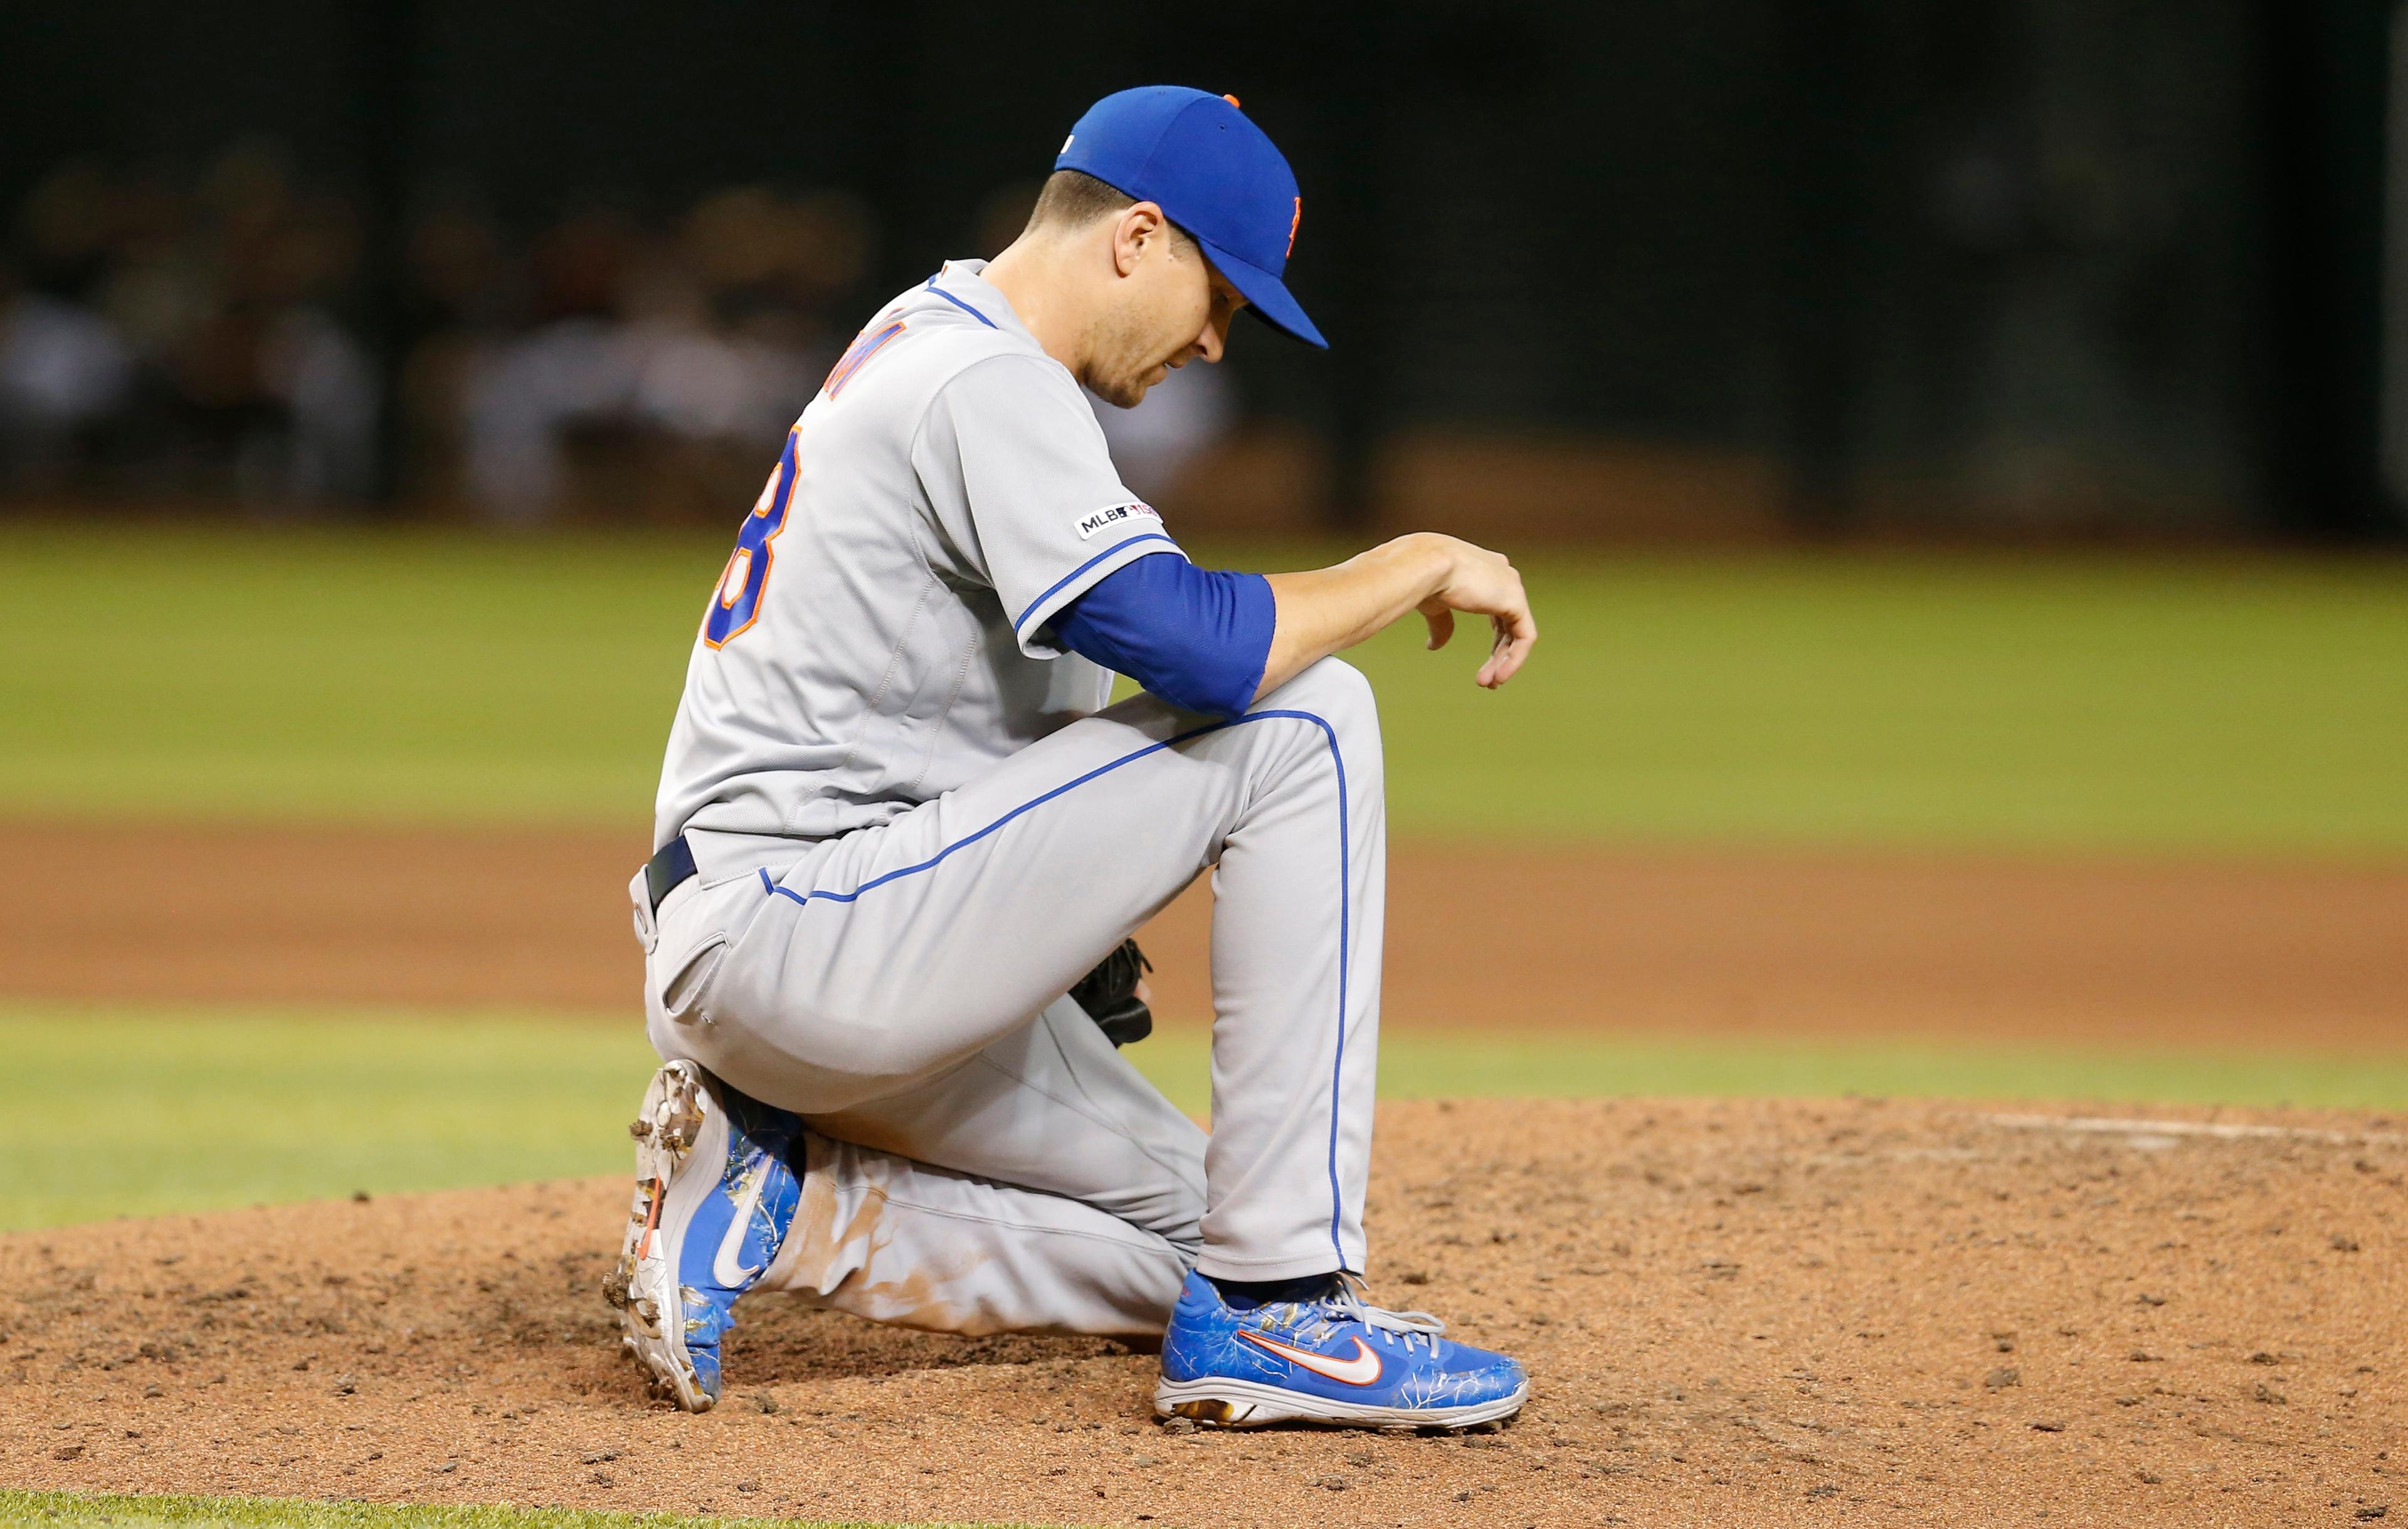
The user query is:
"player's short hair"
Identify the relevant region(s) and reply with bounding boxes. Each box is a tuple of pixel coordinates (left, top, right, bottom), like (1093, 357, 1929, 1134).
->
(1025, 169, 1132, 231)
(1023, 169, 1194, 250)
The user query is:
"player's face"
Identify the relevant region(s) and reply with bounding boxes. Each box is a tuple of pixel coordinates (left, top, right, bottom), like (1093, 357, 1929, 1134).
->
(1089, 227, 1247, 409)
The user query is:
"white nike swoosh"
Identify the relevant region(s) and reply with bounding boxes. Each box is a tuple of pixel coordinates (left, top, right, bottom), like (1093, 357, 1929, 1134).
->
(711, 1161, 768, 1287)
(1237, 1330, 1383, 1387)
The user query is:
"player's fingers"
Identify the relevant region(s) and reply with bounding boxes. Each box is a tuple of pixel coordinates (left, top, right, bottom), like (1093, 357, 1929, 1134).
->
(1479, 606, 1538, 688)
(1422, 606, 1455, 651)
(1474, 613, 1504, 686)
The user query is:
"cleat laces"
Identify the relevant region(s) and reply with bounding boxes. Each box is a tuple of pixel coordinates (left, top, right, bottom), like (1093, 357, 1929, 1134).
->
(1284, 1273, 1447, 1358)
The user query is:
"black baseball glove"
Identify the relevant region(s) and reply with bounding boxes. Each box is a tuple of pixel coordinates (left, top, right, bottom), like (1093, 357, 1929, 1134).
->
(1071, 937, 1154, 1048)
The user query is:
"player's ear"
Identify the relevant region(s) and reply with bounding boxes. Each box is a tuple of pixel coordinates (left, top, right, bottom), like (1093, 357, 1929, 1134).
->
(1112, 202, 1166, 277)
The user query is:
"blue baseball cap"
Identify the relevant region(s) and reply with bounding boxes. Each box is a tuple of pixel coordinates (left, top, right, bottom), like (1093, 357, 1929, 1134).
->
(1055, 86, 1326, 349)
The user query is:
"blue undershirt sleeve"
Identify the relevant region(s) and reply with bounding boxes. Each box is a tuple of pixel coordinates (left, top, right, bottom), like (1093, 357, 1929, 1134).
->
(1048, 551, 1276, 720)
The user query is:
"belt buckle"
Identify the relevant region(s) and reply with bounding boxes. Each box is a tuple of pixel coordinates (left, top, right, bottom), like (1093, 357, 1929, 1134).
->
(628, 868, 659, 954)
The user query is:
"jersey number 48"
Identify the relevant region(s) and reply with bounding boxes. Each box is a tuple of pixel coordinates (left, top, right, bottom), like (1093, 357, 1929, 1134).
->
(704, 426, 800, 648)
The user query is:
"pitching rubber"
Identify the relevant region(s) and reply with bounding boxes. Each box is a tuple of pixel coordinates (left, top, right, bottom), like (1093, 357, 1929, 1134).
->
(602, 1059, 726, 1412)
(1154, 1374, 1531, 1432)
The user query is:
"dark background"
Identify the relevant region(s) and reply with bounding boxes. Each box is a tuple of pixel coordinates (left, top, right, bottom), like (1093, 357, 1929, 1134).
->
(0, 0, 2397, 539)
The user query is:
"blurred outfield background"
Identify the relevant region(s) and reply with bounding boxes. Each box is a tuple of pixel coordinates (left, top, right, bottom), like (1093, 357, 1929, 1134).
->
(3, 1, 2406, 1237)
(4, 525, 2405, 853)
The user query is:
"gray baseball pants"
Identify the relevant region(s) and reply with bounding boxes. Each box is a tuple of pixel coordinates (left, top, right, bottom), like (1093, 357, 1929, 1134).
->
(633, 656, 1386, 1338)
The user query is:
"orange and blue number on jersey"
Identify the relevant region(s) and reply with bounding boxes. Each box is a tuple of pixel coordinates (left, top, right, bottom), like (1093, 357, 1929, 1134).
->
(704, 427, 799, 649)
(704, 320, 909, 649)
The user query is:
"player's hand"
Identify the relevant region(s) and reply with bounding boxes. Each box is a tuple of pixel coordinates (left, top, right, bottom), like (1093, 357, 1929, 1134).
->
(1415, 535, 1537, 688)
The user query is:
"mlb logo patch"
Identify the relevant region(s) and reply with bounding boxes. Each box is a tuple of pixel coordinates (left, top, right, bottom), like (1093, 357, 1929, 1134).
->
(1074, 502, 1162, 540)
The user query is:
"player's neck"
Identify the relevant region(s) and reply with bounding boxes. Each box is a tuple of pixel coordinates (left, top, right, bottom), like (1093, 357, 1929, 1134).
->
(979, 237, 1097, 384)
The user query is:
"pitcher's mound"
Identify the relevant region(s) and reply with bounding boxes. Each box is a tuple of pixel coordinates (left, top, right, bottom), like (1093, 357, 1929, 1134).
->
(7, 1098, 2404, 1527)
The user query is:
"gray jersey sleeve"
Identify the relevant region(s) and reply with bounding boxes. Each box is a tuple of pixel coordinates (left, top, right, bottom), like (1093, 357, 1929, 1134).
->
(913, 352, 1183, 659)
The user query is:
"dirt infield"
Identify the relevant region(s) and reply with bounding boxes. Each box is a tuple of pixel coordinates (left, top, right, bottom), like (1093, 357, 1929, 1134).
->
(8, 1098, 2405, 1527)
(8, 821, 2404, 1049)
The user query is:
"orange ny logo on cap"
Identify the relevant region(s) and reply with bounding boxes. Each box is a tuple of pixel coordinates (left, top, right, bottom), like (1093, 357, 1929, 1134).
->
(1287, 196, 1302, 259)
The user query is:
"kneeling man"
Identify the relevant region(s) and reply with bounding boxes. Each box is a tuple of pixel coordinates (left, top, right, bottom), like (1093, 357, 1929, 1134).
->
(610, 85, 1539, 1432)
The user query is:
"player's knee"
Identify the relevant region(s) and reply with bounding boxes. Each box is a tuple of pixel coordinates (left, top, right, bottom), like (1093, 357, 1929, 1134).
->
(1291, 659, 1383, 775)
(1270, 656, 1378, 735)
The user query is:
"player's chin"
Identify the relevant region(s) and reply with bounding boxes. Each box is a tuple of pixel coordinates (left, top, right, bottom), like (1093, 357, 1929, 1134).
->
(1096, 374, 1152, 410)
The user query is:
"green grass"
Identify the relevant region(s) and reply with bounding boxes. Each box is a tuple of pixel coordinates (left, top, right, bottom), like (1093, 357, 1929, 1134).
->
(1, 1007, 660, 1231)
(0, 1490, 961, 1529)
(2, 524, 2402, 855)
(10, 1004, 2405, 1234)
(1367, 549, 2408, 856)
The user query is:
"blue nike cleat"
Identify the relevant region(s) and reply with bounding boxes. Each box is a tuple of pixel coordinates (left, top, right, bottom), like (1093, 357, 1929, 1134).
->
(1156, 1269, 1529, 1431)
(603, 1059, 803, 1411)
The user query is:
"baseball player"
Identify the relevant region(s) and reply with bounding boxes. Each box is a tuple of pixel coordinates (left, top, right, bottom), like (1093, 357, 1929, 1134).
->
(607, 85, 1538, 1432)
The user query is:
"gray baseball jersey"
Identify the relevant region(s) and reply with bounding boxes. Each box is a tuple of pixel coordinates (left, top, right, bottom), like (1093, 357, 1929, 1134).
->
(636, 262, 1390, 1333)
(653, 259, 1179, 851)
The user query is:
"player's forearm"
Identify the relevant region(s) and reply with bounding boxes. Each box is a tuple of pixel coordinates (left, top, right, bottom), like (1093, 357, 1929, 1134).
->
(1254, 534, 1455, 700)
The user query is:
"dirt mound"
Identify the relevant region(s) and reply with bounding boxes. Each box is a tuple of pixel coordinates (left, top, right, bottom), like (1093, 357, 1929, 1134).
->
(7, 1098, 2405, 1526)
(9, 819, 2405, 1051)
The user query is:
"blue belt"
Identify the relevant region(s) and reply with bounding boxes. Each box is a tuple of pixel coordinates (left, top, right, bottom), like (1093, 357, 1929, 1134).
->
(643, 834, 698, 913)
